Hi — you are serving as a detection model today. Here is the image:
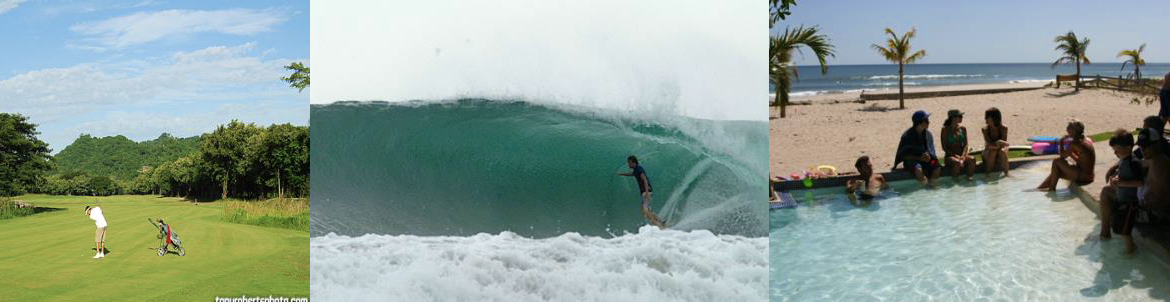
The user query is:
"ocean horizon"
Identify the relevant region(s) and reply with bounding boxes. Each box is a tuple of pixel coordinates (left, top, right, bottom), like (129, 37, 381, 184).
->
(774, 62, 1170, 96)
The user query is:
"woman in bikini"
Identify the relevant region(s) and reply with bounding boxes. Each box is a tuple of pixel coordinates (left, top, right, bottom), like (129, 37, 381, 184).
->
(981, 107, 1010, 177)
(942, 109, 977, 181)
(1037, 120, 1095, 191)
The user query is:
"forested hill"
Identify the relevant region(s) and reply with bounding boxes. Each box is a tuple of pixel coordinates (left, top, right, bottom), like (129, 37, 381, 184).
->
(53, 133, 200, 180)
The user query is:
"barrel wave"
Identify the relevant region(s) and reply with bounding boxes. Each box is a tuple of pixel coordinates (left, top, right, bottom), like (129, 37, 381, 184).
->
(310, 99, 767, 238)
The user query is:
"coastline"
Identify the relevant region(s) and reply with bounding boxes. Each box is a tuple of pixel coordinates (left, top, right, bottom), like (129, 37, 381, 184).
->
(769, 85, 1156, 178)
(773, 81, 1052, 104)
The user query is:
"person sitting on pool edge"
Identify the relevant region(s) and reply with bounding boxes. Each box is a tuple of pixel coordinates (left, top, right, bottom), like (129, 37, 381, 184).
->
(846, 156, 888, 201)
(894, 110, 941, 187)
(941, 109, 977, 181)
(1037, 120, 1095, 191)
(1137, 123, 1170, 225)
(1099, 129, 1143, 255)
(981, 107, 1010, 177)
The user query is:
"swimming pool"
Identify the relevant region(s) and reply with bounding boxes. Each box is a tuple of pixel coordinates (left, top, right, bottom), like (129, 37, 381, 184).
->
(770, 165, 1170, 301)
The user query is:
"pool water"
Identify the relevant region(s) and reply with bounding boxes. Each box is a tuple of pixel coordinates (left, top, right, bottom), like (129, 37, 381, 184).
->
(770, 166, 1170, 301)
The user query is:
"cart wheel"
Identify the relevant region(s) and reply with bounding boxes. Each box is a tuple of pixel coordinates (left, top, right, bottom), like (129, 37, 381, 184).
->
(178, 247, 185, 256)
(157, 248, 166, 256)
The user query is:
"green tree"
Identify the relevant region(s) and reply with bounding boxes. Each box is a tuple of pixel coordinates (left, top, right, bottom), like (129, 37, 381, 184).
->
(0, 113, 53, 196)
(251, 124, 309, 199)
(1052, 31, 1090, 92)
(770, 26, 834, 118)
(1118, 43, 1146, 85)
(169, 154, 199, 198)
(769, 0, 796, 28)
(87, 175, 116, 196)
(202, 120, 263, 200)
(872, 27, 927, 109)
(281, 62, 310, 92)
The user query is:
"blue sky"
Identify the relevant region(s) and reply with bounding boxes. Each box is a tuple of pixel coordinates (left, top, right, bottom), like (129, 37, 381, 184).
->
(0, 0, 307, 153)
(778, 0, 1170, 66)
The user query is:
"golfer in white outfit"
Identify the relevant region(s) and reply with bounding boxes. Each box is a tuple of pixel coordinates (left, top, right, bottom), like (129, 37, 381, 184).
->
(85, 206, 107, 259)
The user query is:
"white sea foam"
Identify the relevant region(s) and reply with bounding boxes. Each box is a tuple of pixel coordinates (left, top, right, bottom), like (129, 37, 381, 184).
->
(866, 74, 984, 80)
(311, 226, 768, 302)
(863, 81, 920, 87)
(1008, 79, 1054, 84)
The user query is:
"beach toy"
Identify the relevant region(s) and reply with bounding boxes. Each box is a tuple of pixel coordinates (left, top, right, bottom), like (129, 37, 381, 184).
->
(1027, 136, 1061, 143)
(789, 173, 801, 180)
(801, 174, 814, 188)
(1030, 137, 1093, 155)
(815, 165, 838, 176)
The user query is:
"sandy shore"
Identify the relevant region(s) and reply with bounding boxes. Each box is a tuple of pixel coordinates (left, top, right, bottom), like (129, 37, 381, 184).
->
(776, 81, 1052, 104)
(770, 86, 1158, 178)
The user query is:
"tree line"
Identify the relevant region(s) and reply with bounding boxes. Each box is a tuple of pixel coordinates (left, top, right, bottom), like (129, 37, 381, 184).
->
(0, 114, 308, 200)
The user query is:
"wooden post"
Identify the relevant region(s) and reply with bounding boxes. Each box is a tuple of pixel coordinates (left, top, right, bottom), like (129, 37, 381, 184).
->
(1117, 75, 1122, 91)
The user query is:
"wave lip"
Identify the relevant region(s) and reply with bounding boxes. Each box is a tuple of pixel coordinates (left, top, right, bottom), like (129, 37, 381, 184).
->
(310, 226, 767, 302)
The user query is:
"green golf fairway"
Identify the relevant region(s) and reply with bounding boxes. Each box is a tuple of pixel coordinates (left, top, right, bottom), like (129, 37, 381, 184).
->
(0, 195, 308, 301)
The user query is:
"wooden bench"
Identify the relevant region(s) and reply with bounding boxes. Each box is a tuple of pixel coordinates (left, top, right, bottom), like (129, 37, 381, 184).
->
(1055, 74, 1079, 88)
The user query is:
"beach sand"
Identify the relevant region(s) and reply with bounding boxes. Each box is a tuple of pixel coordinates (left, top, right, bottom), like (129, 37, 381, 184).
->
(770, 86, 1158, 178)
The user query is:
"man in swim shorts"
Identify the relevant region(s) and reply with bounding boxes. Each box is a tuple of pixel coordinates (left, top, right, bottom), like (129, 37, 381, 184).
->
(894, 110, 940, 187)
(618, 155, 665, 228)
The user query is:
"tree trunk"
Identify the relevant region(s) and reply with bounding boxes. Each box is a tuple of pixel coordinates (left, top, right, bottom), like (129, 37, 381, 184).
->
(277, 170, 284, 200)
(775, 71, 786, 118)
(898, 63, 905, 109)
(221, 176, 228, 200)
(1075, 60, 1081, 92)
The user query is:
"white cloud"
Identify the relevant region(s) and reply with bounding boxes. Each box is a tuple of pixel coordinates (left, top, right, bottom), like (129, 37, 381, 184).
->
(0, 0, 26, 15)
(70, 8, 288, 49)
(0, 43, 305, 124)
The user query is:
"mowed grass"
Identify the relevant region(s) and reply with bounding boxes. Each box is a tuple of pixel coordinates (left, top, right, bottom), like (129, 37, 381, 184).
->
(0, 194, 308, 301)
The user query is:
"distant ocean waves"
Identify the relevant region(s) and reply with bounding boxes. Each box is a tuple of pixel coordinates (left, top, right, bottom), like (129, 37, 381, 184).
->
(775, 63, 1170, 97)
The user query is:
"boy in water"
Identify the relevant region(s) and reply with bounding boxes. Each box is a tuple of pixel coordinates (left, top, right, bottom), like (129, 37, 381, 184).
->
(618, 155, 665, 228)
(1099, 129, 1143, 255)
(846, 156, 887, 201)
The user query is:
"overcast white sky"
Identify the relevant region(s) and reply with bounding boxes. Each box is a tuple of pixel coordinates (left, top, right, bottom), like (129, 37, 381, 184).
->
(310, 0, 765, 121)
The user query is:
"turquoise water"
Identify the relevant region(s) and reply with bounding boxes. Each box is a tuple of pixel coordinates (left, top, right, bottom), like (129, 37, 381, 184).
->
(310, 99, 768, 238)
(770, 166, 1170, 301)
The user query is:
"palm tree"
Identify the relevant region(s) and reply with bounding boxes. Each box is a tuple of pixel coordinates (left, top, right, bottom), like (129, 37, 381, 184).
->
(871, 27, 926, 110)
(1118, 43, 1146, 86)
(1051, 31, 1090, 92)
(770, 26, 834, 118)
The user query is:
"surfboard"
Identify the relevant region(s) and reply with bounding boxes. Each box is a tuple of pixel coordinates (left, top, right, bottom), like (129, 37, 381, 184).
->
(1027, 136, 1061, 143)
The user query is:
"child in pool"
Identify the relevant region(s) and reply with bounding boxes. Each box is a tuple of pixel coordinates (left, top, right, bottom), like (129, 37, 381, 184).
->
(1099, 129, 1143, 255)
(846, 156, 887, 201)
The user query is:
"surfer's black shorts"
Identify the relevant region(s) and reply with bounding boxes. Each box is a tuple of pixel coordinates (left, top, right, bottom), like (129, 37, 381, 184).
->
(1110, 202, 1139, 236)
(1160, 89, 1170, 118)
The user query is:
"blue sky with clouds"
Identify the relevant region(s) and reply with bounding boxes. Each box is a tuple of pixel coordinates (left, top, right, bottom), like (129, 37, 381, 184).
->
(0, 0, 307, 153)
(778, 0, 1170, 66)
